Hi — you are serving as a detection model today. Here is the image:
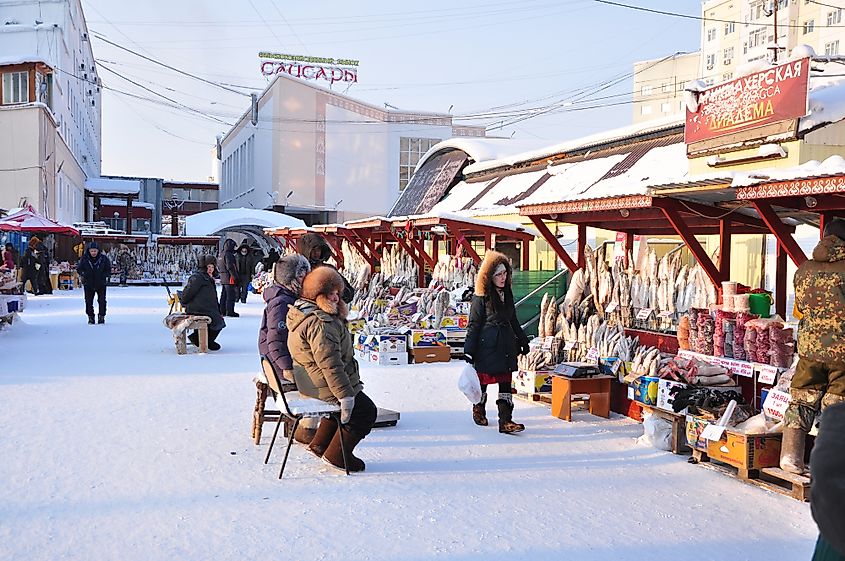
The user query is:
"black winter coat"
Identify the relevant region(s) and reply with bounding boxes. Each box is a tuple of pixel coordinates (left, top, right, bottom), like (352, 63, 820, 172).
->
(258, 284, 298, 372)
(464, 292, 529, 374)
(217, 239, 239, 286)
(76, 253, 112, 289)
(236, 247, 256, 285)
(180, 268, 225, 331)
(22, 248, 38, 275)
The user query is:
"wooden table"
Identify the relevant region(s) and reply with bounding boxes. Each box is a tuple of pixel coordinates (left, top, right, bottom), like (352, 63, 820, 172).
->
(551, 374, 613, 421)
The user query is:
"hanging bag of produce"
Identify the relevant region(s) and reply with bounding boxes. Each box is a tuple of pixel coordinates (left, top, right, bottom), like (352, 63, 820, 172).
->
(458, 362, 483, 404)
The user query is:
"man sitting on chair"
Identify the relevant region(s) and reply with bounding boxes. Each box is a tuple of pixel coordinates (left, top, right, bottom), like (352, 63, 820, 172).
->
(180, 255, 225, 351)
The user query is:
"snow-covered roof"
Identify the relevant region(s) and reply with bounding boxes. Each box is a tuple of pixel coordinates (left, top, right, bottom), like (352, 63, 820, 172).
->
(800, 70, 845, 132)
(414, 138, 551, 174)
(429, 179, 495, 214)
(186, 208, 305, 236)
(385, 211, 538, 236)
(731, 154, 845, 187)
(0, 55, 45, 66)
(463, 116, 684, 175)
(99, 198, 155, 210)
(464, 169, 548, 215)
(85, 178, 141, 195)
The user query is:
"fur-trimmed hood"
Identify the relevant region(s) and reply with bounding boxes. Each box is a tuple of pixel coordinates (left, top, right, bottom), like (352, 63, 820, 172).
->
(297, 233, 332, 265)
(273, 254, 310, 293)
(475, 250, 512, 297)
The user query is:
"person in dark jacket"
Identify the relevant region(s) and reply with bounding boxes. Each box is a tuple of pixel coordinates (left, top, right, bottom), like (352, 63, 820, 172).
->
(258, 254, 311, 441)
(262, 248, 280, 272)
(21, 237, 41, 295)
(217, 238, 239, 317)
(464, 250, 530, 434)
(810, 403, 845, 561)
(296, 233, 355, 303)
(76, 241, 111, 324)
(35, 242, 52, 295)
(236, 242, 257, 303)
(181, 254, 225, 351)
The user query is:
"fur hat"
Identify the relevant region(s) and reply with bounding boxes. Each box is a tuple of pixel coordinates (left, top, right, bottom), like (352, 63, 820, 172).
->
(29, 236, 42, 248)
(301, 266, 347, 318)
(475, 250, 512, 296)
(197, 254, 216, 269)
(824, 217, 845, 242)
(273, 254, 310, 292)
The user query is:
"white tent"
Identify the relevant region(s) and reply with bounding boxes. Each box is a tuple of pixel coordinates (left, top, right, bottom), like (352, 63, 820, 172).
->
(185, 208, 305, 236)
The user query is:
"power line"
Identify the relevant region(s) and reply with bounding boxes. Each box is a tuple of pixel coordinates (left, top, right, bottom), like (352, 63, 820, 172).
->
(593, 0, 845, 29)
(808, 0, 845, 10)
(268, 0, 311, 55)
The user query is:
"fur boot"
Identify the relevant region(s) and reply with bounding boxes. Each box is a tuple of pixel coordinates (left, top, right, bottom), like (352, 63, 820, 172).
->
(307, 416, 338, 458)
(322, 426, 365, 472)
(293, 417, 319, 445)
(496, 393, 525, 434)
(472, 392, 488, 426)
(779, 426, 807, 474)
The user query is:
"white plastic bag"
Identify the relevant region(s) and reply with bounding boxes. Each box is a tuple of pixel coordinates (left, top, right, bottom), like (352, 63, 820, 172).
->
(458, 363, 482, 404)
(637, 412, 673, 451)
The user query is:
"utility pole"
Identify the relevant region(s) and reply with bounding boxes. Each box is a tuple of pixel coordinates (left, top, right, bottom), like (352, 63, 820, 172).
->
(773, 0, 779, 63)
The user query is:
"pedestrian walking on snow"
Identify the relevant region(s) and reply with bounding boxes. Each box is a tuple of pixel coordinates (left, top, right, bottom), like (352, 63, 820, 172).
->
(76, 241, 111, 324)
(286, 266, 377, 472)
(463, 250, 530, 434)
(236, 241, 257, 303)
(217, 238, 239, 317)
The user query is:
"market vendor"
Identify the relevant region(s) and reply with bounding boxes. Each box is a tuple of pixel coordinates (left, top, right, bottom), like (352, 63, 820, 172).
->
(296, 233, 355, 303)
(3, 243, 15, 271)
(181, 255, 225, 351)
(463, 250, 530, 434)
(782, 217, 845, 474)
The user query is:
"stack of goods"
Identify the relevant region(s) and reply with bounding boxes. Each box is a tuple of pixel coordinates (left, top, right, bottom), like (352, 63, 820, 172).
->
(722, 318, 736, 358)
(630, 345, 665, 376)
(380, 245, 418, 290)
(769, 324, 795, 367)
(721, 281, 738, 311)
(517, 338, 566, 371)
(732, 312, 756, 361)
(713, 309, 735, 357)
(670, 385, 750, 422)
(431, 256, 477, 291)
(743, 318, 795, 367)
(656, 356, 734, 386)
(677, 316, 691, 350)
(341, 241, 373, 295)
(695, 310, 715, 356)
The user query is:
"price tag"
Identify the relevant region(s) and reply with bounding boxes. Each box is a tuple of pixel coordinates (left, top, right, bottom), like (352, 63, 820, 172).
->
(541, 336, 555, 351)
(563, 340, 578, 351)
(612, 359, 623, 374)
(658, 310, 674, 318)
(701, 423, 727, 442)
(636, 308, 653, 320)
(605, 302, 618, 314)
(758, 365, 778, 385)
(586, 347, 599, 362)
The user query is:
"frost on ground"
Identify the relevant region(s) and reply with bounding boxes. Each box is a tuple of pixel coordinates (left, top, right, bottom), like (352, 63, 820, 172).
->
(0, 288, 818, 561)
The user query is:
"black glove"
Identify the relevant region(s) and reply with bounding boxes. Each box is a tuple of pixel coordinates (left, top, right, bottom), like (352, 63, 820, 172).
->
(520, 343, 530, 355)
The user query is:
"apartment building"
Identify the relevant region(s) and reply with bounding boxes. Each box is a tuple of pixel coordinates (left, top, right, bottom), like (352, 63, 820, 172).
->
(632, 52, 701, 123)
(0, 0, 101, 223)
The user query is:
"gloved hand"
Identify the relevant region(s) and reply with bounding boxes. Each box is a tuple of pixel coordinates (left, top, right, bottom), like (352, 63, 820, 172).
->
(339, 396, 355, 425)
(520, 343, 530, 355)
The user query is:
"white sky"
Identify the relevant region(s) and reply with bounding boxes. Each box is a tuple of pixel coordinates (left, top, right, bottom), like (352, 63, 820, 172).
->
(83, 0, 700, 182)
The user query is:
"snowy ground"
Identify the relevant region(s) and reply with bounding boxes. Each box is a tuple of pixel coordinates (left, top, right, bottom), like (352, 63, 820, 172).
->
(0, 287, 818, 561)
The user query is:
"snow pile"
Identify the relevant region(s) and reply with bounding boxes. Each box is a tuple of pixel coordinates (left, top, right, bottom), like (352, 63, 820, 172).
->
(85, 178, 142, 195)
(732, 154, 845, 187)
(185, 208, 305, 236)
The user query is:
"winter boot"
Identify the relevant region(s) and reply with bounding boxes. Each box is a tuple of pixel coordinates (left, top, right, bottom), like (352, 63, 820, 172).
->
(308, 416, 338, 458)
(497, 393, 525, 434)
(293, 417, 319, 445)
(97, 315, 105, 324)
(87, 314, 95, 325)
(472, 393, 488, 426)
(187, 331, 199, 347)
(779, 426, 807, 474)
(322, 426, 366, 472)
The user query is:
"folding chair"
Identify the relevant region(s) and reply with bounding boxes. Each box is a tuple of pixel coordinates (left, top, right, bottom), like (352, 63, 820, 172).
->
(260, 356, 348, 478)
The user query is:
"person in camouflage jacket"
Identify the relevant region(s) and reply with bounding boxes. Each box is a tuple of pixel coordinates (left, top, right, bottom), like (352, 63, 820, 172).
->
(782, 217, 845, 474)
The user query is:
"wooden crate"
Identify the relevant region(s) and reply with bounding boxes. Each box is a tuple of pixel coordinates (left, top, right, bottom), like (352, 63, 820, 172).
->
(686, 416, 782, 473)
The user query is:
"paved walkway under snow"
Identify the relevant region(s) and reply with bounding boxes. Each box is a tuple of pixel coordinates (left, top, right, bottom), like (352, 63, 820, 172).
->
(0, 288, 818, 561)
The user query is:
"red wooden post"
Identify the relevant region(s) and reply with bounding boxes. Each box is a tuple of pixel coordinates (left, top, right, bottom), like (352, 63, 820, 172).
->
(484, 233, 491, 251)
(521, 240, 530, 271)
(625, 233, 634, 268)
(528, 215, 577, 272)
(125, 199, 133, 234)
(719, 218, 732, 277)
(820, 213, 828, 240)
(776, 242, 788, 318)
(655, 199, 726, 286)
(407, 236, 436, 268)
(751, 200, 808, 267)
(577, 224, 587, 269)
(432, 235, 439, 265)
(324, 235, 344, 269)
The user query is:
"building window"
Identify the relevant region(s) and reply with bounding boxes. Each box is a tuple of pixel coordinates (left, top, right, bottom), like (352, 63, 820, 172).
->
(640, 85, 653, 96)
(804, 20, 815, 34)
(640, 105, 653, 116)
(660, 102, 671, 113)
(707, 28, 716, 41)
(724, 21, 735, 35)
(826, 40, 840, 55)
(677, 81, 687, 92)
(748, 28, 766, 49)
(661, 83, 672, 93)
(723, 47, 734, 65)
(706, 53, 716, 69)
(828, 9, 842, 26)
(2, 71, 29, 104)
(722, 72, 733, 82)
(398, 137, 440, 191)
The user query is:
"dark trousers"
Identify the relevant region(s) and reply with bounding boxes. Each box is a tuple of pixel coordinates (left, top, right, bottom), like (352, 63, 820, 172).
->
(347, 391, 378, 438)
(189, 328, 221, 345)
(238, 283, 249, 303)
(23, 271, 39, 294)
(84, 285, 107, 317)
(218, 284, 237, 315)
(481, 381, 512, 395)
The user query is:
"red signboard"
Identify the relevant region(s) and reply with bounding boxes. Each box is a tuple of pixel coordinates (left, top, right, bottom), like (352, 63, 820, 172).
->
(685, 58, 810, 144)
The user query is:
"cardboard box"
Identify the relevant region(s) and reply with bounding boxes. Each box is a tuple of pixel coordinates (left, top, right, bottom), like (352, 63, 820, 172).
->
(685, 416, 782, 470)
(656, 379, 688, 413)
(369, 351, 409, 366)
(440, 315, 469, 329)
(374, 334, 408, 353)
(412, 346, 451, 363)
(513, 370, 552, 394)
(411, 329, 448, 347)
(630, 376, 660, 406)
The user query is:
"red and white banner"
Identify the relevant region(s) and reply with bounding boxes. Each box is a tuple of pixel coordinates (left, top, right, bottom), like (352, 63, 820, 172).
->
(685, 58, 810, 144)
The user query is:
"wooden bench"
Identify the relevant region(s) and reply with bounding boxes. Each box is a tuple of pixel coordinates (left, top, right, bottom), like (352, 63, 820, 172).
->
(163, 313, 211, 354)
(634, 402, 690, 455)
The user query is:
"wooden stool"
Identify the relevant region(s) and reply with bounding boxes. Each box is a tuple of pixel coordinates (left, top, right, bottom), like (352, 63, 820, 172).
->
(163, 313, 211, 354)
(551, 374, 613, 421)
(634, 402, 690, 454)
(252, 380, 280, 444)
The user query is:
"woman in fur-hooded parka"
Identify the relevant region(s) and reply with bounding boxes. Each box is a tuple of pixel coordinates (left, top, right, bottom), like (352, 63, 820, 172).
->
(464, 251, 530, 433)
(258, 255, 310, 381)
(286, 266, 377, 471)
